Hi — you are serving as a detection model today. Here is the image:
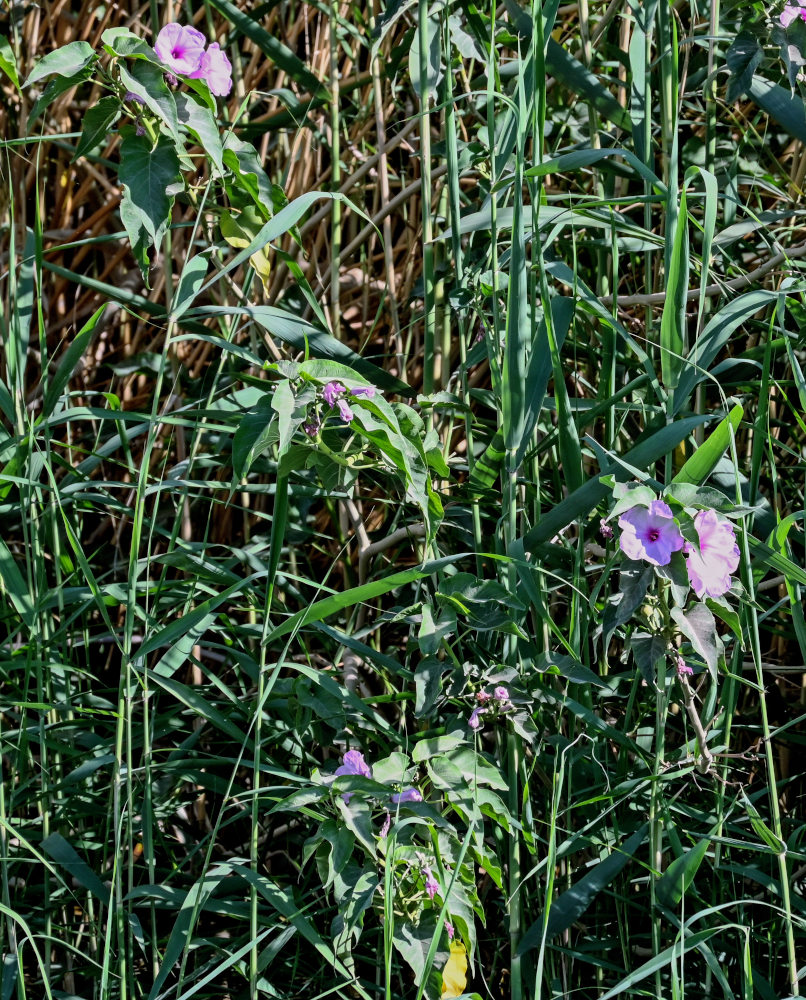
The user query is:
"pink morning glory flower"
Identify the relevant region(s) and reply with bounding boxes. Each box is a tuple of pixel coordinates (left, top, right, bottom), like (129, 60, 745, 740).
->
(189, 42, 233, 96)
(675, 654, 693, 678)
(781, 2, 806, 26)
(351, 385, 376, 399)
(154, 23, 206, 76)
(684, 509, 740, 600)
(618, 500, 684, 566)
(322, 381, 346, 407)
(445, 921, 454, 940)
(336, 398, 354, 423)
(493, 686, 509, 703)
(468, 706, 484, 730)
(334, 749, 372, 803)
(422, 866, 439, 900)
(390, 787, 422, 805)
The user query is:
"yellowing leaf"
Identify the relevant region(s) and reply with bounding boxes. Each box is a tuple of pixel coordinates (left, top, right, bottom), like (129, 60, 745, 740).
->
(219, 207, 272, 286)
(441, 941, 467, 998)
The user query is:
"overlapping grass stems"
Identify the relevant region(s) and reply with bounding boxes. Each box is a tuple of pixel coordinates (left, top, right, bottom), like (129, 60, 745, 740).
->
(0, 0, 805, 998)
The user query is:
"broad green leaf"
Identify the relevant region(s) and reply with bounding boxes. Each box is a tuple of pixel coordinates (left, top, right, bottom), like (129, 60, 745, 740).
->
(41, 833, 110, 905)
(222, 133, 278, 218)
(671, 604, 721, 682)
(170, 254, 209, 321)
(656, 838, 710, 908)
(118, 127, 182, 283)
(671, 404, 743, 485)
(409, 13, 442, 99)
(232, 394, 277, 481)
(741, 793, 786, 854)
(25, 40, 95, 86)
(726, 31, 763, 102)
(630, 632, 667, 685)
(118, 60, 181, 145)
(174, 92, 224, 175)
(0, 36, 20, 90)
(518, 825, 648, 952)
(72, 96, 120, 162)
(749, 77, 806, 143)
(0, 537, 35, 627)
(27, 65, 94, 124)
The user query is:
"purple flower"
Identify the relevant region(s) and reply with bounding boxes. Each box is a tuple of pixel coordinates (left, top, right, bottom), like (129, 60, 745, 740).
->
(421, 866, 439, 900)
(189, 41, 233, 97)
(135, 123, 146, 137)
(684, 509, 740, 600)
(303, 419, 320, 438)
(124, 91, 144, 104)
(322, 381, 345, 407)
(493, 686, 509, 703)
(781, 1, 806, 26)
(445, 921, 454, 940)
(618, 500, 685, 566)
(390, 787, 422, 805)
(468, 706, 484, 730)
(154, 23, 206, 76)
(336, 398, 354, 423)
(600, 520, 614, 540)
(351, 385, 376, 399)
(334, 749, 372, 803)
(675, 654, 693, 678)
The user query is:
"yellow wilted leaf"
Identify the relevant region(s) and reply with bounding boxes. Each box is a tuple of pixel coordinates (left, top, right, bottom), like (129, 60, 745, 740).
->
(441, 941, 467, 998)
(219, 207, 271, 287)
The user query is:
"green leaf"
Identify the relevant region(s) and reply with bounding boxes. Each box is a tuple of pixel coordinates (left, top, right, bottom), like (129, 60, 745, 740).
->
(175, 92, 224, 175)
(28, 65, 94, 123)
(725, 31, 763, 102)
(672, 404, 744, 485)
(232, 394, 277, 481)
(601, 560, 653, 653)
(0, 35, 20, 90)
(409, 13, 442, 99)
(118, 127, 182, 283)
(222, 133, 277, 217)
(118, 60, 181, 145)
(412, 730, 466, 763)
(656, 838, 710, 908)
(171, 253, 209, 321)
(630, 632, 667, 685)
(598, 927, 722, 1000)
(72, 96, 120, 162)
(40, 305, 107, 421)
(414, 656, 444, 717)
(518, 825, 648, 953)
(41, 833, 110, 905)
(671, 604, 721, 682)
(545, 38, 632, 133)
(25, 40, 95, 86)
(749, 75, 806, 145)
(392, 911, 448, 1000)
(741, 793, 786, 854)
(534, 651, 607, 688)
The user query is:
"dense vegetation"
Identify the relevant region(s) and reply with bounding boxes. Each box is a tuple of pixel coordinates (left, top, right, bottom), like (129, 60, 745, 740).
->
(0, 0, 805, 998)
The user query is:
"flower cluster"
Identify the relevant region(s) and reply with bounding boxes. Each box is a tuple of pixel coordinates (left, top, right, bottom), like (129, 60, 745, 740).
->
(154, 23, 233, 96)
(322, 381, 377, 424)
(781, 1, 806, 26)
(332, 750, 421, 812)
(468, 685, 510, 731)
(618, 502, 739, 600)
